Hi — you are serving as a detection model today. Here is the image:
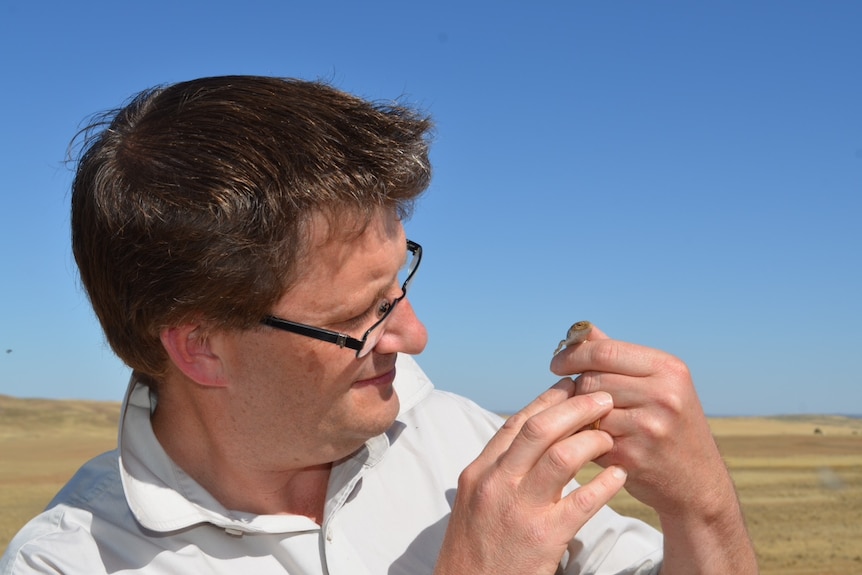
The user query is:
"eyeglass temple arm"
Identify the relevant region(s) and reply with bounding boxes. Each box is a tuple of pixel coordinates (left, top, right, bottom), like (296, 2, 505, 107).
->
(261, 317, 364, 351)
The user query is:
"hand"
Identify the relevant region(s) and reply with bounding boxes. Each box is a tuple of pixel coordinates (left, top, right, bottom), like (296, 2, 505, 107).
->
(549, 324, 727, 516)
(550, 324, 758, 574)
(434, 378, 628, 575)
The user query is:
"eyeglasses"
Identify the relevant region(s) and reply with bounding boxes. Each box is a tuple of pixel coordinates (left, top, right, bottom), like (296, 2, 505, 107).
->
(261, 239, 422, 358)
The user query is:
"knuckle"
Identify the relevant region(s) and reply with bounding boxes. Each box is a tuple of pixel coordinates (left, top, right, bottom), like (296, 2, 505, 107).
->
(660, 354, 690, 381)
(590, 341, 620, 367)
(640, 414, 672, 440)
(569, 485, 599, 514)
(501, 411, 529, 434)
(518, 414, 553, 444)
(652, 357, 691, 414)
(456, 466, 501, 508)
(625, 407, 670, 441)
(576, 372, 602, 394)
(545, 442, 578, 474)
(457, 462, 482, 491)
(662, 388, 687, 416)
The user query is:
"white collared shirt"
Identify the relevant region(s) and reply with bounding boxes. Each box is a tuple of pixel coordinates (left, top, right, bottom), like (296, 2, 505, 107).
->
(1, 355, 662, 574)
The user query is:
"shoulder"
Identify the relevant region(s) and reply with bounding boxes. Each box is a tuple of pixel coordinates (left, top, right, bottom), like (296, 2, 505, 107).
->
(1, 506, 98, 575)
(0, 451, 124, 575)
(46, 450, 123, 510)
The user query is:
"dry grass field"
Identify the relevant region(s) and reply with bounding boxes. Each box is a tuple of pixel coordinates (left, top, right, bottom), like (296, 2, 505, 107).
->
(2, 394, 861, 573)
(578, 415, 862, 574)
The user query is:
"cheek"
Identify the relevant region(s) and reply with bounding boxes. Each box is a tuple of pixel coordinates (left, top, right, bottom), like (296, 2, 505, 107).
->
(229, 334, 351, 404)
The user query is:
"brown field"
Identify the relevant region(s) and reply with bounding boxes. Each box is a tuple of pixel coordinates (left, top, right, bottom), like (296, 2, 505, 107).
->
(2, 395, 861, 573)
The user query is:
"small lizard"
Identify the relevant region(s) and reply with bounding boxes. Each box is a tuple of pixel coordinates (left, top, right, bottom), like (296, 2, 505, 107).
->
(553, 320, 601, 430)
(552, 320, 593, 356)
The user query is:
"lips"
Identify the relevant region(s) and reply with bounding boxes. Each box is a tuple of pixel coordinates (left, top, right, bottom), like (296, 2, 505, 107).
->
(353, 367, 397, 388)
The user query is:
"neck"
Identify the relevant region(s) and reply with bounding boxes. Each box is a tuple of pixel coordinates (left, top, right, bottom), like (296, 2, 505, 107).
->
(150, 378, 333, 522)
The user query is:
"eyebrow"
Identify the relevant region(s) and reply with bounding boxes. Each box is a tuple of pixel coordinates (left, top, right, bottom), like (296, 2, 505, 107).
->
(344, 243, 408, 320)
(368, 257, 405, 308)
(371, 244, 410, 300)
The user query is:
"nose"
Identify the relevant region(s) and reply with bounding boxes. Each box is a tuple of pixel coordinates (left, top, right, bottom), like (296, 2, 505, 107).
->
(372, 297, 427, 356)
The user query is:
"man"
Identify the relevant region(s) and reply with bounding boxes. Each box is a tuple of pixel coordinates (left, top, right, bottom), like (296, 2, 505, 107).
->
(1, 76, 757, 574)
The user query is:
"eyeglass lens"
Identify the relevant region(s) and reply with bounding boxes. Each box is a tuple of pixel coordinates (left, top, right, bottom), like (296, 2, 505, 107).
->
(355, 243, 420, 358)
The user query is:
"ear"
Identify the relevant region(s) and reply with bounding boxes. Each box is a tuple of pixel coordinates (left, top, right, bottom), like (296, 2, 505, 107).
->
(160, 324, 227, 388)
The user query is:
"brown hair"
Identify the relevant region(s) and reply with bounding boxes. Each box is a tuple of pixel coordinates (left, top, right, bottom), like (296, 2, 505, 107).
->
(71, 76, 433, 380)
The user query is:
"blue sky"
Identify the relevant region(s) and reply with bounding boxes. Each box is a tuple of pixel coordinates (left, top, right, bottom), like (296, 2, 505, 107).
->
(1, 1, 860, 416)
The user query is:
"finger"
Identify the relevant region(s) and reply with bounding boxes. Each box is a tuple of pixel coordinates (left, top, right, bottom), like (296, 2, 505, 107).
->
(574, 370, 678, 440)
(554, 465, 628, 526)
(580, 408, 630, 446)
(475, 377, 577, 463)
(518, 429, 614, 504)
(497, 391, 613, 478)
(574, 371, 649, 408)
(549, 326, 606, 375)
(551, 337, 666, 379)
(586, 325, 610, 340)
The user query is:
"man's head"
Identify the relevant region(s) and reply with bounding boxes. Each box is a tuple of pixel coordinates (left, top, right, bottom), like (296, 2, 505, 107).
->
(71, 76, 433, 382)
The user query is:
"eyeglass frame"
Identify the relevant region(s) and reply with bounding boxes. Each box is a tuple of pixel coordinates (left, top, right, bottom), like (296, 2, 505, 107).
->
(261, 239, 422, 358)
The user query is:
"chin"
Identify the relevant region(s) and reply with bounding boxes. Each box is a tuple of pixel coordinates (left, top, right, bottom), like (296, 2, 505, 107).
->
(350, 387, 401, 438)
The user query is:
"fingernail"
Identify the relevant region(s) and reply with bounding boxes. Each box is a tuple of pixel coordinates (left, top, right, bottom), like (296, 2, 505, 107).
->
(592, 391, 613, 407)
(612, 466, 627, 480)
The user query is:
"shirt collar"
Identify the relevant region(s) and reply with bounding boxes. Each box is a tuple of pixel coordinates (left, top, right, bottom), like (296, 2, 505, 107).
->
(117, 353, 433, 534)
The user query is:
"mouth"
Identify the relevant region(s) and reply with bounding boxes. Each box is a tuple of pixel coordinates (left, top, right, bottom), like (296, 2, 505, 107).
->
(353, 367, 397, 388)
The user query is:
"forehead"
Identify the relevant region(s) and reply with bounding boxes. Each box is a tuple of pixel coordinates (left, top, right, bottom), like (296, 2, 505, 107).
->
(279, 209, 405, 309)
(305, 208, 402, 267)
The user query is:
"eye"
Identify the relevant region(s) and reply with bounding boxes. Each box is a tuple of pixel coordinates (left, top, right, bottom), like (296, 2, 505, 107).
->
(337, 298, 392, 331)
(376, 299, 393, 319)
